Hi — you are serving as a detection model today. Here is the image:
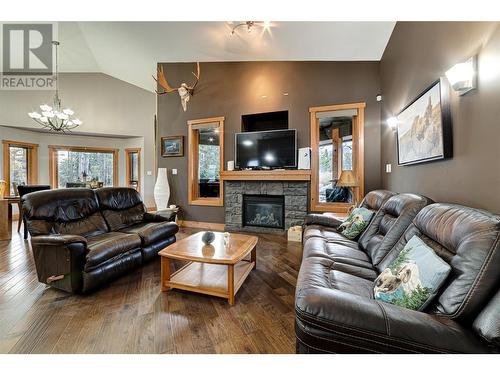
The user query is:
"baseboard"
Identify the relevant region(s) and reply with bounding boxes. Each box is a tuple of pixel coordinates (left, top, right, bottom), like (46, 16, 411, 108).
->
(178, 220, 225, 231)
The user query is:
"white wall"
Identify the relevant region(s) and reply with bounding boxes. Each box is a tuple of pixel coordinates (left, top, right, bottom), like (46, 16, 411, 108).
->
(0, 72, 156, 206)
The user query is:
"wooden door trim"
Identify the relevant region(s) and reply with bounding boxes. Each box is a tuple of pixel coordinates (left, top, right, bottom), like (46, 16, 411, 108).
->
(2, 140, 39, 196)
(309, 102, 365, 213)
(48, 145, 119, 188)
(188, 117, 224, 206)
(125, 148, 142, 193)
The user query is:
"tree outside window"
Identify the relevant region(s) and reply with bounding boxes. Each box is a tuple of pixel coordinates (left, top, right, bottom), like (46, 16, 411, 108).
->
(9, 146, 28, 195)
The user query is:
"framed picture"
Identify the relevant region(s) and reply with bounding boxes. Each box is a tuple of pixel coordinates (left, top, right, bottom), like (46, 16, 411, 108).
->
(161, 136, 184, 157)
(396, 79, 452, 166)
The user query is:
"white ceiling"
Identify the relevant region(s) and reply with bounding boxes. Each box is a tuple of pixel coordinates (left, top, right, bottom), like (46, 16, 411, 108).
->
(58, 22, 395, 92)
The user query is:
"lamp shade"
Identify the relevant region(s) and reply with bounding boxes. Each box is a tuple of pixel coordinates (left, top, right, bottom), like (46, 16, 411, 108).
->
(336, 170, 358, 187)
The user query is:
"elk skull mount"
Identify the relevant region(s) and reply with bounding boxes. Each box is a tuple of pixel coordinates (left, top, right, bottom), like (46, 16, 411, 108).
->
(153, 62, 200, 111)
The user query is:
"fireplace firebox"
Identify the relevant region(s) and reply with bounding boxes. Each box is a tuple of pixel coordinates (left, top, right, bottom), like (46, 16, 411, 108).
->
(243, 195, 285, 229)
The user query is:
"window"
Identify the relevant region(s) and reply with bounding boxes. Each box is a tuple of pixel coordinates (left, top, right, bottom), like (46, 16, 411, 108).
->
(125, 148, 141, 192)
(188, 117, 224, 206)
(2, 140, 38, 196)
(49, 145, 118, 188)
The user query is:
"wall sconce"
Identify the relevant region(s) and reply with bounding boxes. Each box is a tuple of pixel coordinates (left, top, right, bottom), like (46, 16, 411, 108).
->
(387, 117, 398, 132)
(445, 56, 477, 95)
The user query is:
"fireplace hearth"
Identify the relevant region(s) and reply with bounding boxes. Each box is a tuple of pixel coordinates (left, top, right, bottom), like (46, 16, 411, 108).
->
(224, 181, 308, 233)
(243, 195, 284, 229)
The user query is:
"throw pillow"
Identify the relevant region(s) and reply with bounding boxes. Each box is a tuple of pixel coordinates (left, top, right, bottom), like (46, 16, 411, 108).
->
(339, 207, 374, 240)
(374, 235, 451, 311)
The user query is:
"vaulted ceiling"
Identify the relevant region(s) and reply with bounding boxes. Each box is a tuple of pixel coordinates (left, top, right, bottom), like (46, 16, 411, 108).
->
(58, 22, 396, 92)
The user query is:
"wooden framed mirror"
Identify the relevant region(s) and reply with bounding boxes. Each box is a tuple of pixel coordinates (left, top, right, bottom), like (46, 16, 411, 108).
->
(310, 102, 365, 213)
(188, 117, 224, 206)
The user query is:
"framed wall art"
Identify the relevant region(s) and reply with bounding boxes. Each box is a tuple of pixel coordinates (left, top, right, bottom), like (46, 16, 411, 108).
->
(161, 136, 184, 157)
(396, 79, 452, 166)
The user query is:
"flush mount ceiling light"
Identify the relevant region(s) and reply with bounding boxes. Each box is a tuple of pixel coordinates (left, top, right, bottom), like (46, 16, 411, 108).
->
(28, 41, 82, 132)
(230, 21, 271, 36)
(445, 56, 477, 96)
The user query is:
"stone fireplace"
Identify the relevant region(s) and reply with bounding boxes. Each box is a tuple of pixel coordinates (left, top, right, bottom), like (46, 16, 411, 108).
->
(224, 181, 308, 233)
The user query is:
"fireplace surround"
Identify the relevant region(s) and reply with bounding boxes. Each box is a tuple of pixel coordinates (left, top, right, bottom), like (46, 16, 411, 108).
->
(224, 181, 308, 233)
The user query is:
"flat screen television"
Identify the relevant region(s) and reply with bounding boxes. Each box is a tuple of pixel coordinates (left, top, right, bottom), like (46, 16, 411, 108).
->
(235, 129, 297, 169)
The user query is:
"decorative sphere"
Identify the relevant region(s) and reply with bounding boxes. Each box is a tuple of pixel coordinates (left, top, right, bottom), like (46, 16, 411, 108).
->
(201, 231, 215, 245)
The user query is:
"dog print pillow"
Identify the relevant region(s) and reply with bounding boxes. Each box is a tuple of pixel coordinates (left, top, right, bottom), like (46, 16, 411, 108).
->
(339, 207, 374, 240)
(374, 235, 451, 311)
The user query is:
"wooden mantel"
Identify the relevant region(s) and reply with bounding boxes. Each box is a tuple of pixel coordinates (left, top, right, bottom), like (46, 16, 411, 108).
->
(220, 169, 311, 181)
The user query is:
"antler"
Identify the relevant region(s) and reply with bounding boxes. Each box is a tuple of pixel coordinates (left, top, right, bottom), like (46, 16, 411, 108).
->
(153, 65, 178, 95)
(187, 62, 200, 92)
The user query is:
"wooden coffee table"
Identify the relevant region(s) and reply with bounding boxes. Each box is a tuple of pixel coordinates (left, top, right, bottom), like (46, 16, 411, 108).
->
(159, 232, 258, 305)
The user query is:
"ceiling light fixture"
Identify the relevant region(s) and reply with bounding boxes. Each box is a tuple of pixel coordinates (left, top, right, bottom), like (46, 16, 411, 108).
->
(230, 21, 271, 36)
(28, 41, 82, 132)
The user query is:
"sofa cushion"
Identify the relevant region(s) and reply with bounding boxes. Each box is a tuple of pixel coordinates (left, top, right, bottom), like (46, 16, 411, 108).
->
(378, 203, 500, 322)
(339, 207, 374, 240)
(374, 235, 451, 311)
(95, 187, 147, 231)
(359, 189, 397, 212)
(119, 221, 179, 246)
(358, 193, 432, 267)
(297, 257, 374, 298)
(303, 226, 357, 245)
(303, 237, 370, 263)
(295, 256, 490, 353)
(85, 232, 142, 270)
(302, 190, 396, 243)
(22, 188, 108, 237)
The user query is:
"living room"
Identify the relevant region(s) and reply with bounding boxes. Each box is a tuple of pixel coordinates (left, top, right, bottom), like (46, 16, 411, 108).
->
(1, 0, 499, 373)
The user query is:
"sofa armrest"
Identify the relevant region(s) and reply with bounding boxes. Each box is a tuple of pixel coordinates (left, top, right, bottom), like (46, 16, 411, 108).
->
(304, 214, 343, 228)
(31, 234, 87, 246)
(295, 285, 489, 353)
(30, 234, 88, 293)
(144, 211, 176, 222)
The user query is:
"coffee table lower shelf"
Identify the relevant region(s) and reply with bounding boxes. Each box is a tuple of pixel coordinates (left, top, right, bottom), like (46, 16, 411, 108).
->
(161, 260, 255, 305)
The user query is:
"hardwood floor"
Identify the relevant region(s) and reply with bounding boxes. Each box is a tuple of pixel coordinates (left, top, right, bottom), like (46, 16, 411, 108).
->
(0, 222, 302, 353)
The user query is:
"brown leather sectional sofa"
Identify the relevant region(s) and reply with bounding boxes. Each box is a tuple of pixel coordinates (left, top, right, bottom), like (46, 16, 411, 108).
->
(23, 187, 179, 293)
(297, 190, 500, 353)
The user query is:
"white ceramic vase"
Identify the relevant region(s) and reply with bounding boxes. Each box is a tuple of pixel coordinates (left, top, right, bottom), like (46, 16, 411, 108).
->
(154, 168, 170, 210)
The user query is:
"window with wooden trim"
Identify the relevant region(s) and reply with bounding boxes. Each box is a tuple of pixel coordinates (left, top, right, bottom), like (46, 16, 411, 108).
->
(188, 117, 224, 206)
(310, 103, 365, 213)
(2, 140, 38, 196)
(125, 148, 141, 192)
(48, 145, 118, 188)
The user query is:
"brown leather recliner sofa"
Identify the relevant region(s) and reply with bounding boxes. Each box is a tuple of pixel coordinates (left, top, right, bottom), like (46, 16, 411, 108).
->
(296, 190, 500, 353)
(23, 187, 179, 293)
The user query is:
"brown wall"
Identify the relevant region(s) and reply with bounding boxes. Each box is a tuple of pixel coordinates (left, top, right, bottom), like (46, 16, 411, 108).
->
(157, 61, 382, 223)
(380, 22, 500, 213)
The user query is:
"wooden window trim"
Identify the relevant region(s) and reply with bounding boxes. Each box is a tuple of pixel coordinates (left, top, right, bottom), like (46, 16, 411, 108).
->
(310, 103, 365, 213)
(48, 145, 119, 188)
(2, 140, 39, 195)
(188, 116, 224, 207)
(125, 148, 141, 193)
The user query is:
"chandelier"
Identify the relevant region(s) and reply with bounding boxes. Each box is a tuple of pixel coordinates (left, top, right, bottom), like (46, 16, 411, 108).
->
(28, 41, 82, 132)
